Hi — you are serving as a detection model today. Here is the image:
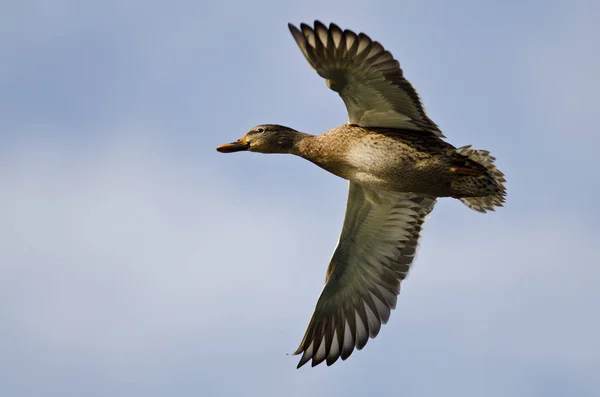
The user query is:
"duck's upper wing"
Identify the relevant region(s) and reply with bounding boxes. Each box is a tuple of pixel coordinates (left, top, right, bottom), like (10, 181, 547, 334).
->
(294, 182, 436, 368)
(288, 21, 442, 136)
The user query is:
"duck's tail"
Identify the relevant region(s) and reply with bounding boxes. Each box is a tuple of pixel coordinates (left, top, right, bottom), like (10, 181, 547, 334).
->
(450, 145, 506, 213)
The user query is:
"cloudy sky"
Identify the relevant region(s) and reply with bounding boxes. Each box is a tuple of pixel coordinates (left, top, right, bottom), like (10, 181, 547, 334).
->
(2, 0, 599, 396)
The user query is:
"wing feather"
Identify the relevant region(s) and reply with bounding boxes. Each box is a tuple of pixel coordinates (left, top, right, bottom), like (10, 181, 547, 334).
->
(289, 21, 442, 136)
(294, 182, 436, 368)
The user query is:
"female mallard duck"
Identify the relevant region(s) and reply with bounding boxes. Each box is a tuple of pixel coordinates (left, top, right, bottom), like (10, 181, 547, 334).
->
(217, 21, 506, 368)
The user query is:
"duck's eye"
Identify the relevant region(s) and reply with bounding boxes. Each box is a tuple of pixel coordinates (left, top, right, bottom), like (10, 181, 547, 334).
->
(255, 127, 264, 133)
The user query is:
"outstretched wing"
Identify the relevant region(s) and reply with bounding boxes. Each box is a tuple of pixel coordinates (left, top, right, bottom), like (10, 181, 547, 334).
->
(294, 182, 436, 368)
(289, 21, 442, 136)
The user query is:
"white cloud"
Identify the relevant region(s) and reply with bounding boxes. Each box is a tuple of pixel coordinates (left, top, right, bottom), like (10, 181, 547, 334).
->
(524, 0, 600, 141)
(2, 0, 600, 395)
(1, 132, 598, 395)
(0, 133, 315, 370)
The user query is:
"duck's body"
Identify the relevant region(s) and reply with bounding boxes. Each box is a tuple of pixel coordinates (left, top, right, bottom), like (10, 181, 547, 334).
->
(296, 125, 457, 196)
(217, 21, 506, 368)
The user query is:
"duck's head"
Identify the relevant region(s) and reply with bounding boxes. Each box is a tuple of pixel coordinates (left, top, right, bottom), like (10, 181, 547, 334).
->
(217, 124, 303, 154)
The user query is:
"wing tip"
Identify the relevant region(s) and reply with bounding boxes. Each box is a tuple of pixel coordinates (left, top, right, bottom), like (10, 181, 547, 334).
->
(287, 23, 302, 39)
(314, 20, 327, 30)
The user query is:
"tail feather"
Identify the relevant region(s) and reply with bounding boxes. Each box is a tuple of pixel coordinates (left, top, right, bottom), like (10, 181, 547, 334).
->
(453, 145, 506, 213)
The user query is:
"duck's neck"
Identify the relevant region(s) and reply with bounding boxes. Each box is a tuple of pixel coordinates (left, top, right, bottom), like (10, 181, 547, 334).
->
(288, 132, 316, 156)
(291, 131, 351, 180)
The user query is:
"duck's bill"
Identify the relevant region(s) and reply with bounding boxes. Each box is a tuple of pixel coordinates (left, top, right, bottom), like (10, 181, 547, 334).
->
(216, 140, 250, 153)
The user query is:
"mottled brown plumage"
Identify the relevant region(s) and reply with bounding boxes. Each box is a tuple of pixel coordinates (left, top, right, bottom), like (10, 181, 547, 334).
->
(216, 21, 506, 368)
(296, 125, 458, 196)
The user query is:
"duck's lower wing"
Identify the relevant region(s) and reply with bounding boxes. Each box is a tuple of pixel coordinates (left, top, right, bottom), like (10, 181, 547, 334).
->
(294, 182, 436, 368)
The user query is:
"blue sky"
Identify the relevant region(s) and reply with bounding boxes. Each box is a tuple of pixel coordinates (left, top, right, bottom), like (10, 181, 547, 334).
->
(2, 0, 599, 396)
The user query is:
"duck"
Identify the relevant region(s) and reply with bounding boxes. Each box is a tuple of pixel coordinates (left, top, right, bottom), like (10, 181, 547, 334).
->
(217, 21, 506, 368)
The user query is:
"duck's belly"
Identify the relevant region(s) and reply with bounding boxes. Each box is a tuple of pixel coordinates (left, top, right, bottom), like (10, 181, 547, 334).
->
(335, 137, 454, 196)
